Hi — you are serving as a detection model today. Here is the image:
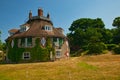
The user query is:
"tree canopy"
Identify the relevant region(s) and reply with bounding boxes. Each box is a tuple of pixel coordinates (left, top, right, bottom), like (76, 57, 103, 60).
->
(69, 18, 105, 32)
(0, 30, 3, 50)
(67, 18, 114, 55)
(0, 31, 6, 52)
(112, 17, 120, 28)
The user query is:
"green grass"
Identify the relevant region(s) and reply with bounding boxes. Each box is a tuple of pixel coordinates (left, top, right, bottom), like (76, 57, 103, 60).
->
(0, 53, 120, 80)
(77, 62, 98, 70)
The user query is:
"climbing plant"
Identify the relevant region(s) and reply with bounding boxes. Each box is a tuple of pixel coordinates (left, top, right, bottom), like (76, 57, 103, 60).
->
(7, 38, 55, 63)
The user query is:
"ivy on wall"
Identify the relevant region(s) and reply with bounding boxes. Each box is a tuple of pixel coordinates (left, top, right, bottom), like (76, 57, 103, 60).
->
(7, 38, 55, 63)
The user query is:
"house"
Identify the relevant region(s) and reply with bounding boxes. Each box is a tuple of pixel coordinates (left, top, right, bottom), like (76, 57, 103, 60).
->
(6, 8, 70, 63)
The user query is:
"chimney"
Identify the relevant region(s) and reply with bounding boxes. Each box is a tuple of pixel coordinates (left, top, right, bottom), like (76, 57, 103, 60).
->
(38, 8, 43, 16)
(47, 13, 50, 19)
(29, 10, 32, 19)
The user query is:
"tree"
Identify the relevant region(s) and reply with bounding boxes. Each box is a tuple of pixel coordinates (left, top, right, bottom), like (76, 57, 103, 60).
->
(0, 31, 6, 52)
(0, 30, 2, 50)
(112, 17, 120, 28)
(112, 17, 120, 44)
(69, 18, 105, 33)
(67, 18, 105, 54)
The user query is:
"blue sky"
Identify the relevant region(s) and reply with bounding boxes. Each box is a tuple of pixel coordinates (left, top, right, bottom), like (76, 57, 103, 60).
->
(0, 0, 120, 42)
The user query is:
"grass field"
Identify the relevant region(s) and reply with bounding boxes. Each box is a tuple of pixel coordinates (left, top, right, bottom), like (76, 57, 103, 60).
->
(0, 53, 120, 80)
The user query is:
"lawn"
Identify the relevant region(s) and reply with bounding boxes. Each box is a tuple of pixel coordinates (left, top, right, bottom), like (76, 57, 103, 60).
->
(0, 53, 120, 80)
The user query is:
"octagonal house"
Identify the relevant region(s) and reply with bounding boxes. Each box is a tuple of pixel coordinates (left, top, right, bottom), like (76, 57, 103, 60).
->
(6, 8, 70, 63)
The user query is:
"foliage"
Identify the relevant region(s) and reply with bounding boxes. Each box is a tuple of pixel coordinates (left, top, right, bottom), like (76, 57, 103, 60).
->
(69, 18, 105, 32)
(112, 17, 120, 44)
(87, 42, 107, 55)
(0, 30, 2, 50)
(111, 28, 120, 44)
(7, 39, 25, 63)
(113, 44, 120, 54)
(112, 17, 120, 28)
(67, 17, 120, 55)
(107, 44, 117, 51)
(7, 38, 55, 63)
(67, 18, 106, 55)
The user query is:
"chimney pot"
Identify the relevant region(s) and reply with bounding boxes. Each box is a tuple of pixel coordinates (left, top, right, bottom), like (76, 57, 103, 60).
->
(38, 8, 43, 16)
(29, 10, 32, 19)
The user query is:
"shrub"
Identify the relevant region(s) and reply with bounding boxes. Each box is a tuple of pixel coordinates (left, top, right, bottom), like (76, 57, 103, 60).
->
(87, 42, 107, 55)
(113, 44, 120, 54)
(107, 44, 118, 51)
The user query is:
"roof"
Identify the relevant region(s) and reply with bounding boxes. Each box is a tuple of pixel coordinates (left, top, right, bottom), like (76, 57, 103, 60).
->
(7, 9, 66, 40)
(8, 29, 19, 33)
(8, 20, 66, 39)
(56, 27, 64, 31)
(27, 16, 53, 25)
(20, 23, 30, 27)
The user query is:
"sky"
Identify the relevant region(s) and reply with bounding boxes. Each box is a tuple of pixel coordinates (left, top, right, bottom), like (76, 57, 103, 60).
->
(0, 0, 120, 42)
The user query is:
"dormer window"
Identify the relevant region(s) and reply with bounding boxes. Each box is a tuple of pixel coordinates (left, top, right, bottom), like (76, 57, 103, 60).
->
(8, 29, 19, 36)
(42, 25, 52, 31)
(20, 26, 30, 32)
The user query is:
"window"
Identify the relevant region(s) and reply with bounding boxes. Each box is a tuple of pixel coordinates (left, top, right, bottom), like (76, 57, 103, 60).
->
(41, 37, 46, 47)
(27, 37, 32, 47)
(11, 40, 14, 48)
(23, 52, 30, 60)
(20, 26, 29, 32)
(43, 25, 52, 31)
(21, 37, 32, 47)
(21, 38, 25, 47)
(56, 51, 61, 58)
(53, 38, 59, 47)
(59, 38, 63, 47)
(53, 38, 57, 42)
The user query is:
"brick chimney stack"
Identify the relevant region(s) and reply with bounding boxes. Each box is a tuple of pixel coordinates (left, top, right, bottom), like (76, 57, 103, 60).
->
(29, 10, 32, 19)
(38, 8, 43, 16)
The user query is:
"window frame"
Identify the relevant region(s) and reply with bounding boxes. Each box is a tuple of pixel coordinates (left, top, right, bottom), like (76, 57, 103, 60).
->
(23, 52, 30, 60)
(44, 25, 52, 31)
(55, 49, 61, 58)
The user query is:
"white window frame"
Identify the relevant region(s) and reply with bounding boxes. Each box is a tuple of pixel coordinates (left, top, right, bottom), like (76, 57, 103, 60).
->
(21, 37, 32, 47)
(55, 49, 61, 58)
(20, 26, 30, 32)
(23, 52, 30, 60)
(44, 25, 52, 31)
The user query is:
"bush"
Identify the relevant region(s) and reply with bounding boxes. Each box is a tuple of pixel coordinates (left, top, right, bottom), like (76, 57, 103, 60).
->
(87, 42, 107, 55)
(113, 44, 120, 54)
(107, 44, 118, 51)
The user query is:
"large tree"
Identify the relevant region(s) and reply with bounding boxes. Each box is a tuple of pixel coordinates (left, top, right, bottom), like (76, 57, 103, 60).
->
(112, 17, 120, 28)
(0, 31, 6, 52)
(69, 18, 105, 33)
(0, 31, 2, 50)
(67, 18, 105, 54)
(112, 17, 120, 44)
